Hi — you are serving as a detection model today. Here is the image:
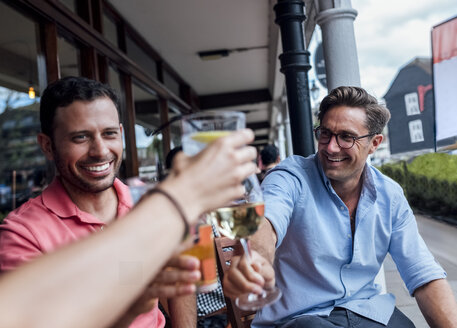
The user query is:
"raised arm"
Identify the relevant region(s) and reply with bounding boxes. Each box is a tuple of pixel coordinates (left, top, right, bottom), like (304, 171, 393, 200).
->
(250, 217, 278, 264)
(0, 129, 256, 328)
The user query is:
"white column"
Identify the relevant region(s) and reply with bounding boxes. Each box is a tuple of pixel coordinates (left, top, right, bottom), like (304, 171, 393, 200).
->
(283, 102, 294, 157)
(315, 0, 361, 90)
(276, 112, 287, 160)
(316, 0, 386, 292)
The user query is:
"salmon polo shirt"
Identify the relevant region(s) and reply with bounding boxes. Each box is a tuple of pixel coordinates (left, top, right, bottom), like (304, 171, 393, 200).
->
(0, 177, 165, 328)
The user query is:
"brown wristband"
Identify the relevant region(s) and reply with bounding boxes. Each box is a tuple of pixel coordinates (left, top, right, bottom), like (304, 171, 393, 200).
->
(146, 187, 190, 241)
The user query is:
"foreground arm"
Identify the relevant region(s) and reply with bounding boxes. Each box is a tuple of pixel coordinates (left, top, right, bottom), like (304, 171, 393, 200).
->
(414, 278, 457, 328)
(167, 294, 197, 328)
(112, 254, 200, 328)
(0, 129, 256, 328)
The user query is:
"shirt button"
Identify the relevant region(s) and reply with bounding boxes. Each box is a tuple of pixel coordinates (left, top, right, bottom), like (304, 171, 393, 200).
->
(340, 206, 345, 210)
(347, 234, 351, 239)
(346, 264, 351, 269)
(347, 291, 351, 297)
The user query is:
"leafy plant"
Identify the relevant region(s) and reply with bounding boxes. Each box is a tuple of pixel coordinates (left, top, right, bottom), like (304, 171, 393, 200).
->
(380, 153, 457, 219)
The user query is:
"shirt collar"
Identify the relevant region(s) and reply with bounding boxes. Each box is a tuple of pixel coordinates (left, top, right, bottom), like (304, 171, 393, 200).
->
(42, 177, 133, 223)
(360, 164, 377, 203)
(314, 154, 333, 191)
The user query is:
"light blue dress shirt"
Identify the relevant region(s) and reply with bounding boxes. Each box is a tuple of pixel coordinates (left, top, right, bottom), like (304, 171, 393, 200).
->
(252, 155, 446, 327)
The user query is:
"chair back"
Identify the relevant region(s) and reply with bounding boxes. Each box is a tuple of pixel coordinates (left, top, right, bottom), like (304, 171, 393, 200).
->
(214, 237, 257, 328)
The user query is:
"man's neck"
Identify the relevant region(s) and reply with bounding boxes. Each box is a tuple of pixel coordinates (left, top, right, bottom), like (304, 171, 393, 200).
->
(60, 179, 119, 224)
(331, 175, 364, 206)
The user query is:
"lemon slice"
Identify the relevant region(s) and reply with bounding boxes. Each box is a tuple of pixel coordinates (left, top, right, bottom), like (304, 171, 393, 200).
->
(190, 131, 231, 143)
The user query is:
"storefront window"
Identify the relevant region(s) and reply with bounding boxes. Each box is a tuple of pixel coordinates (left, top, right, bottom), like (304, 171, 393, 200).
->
(0, 2, 44, 214)
(103, 11, 119, 48)
(108, 65, 123, 104)
(60, 0, 76, 13)
(58, 36, 81, 77)
(126, 34, 157, 80)
(132, 82, 162, 180)
(107, 65, 129, 179)
(168, 102, 184, 149)
(163, 70, 180, 98)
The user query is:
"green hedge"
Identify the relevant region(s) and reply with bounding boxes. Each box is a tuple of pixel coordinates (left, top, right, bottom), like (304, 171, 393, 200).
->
(379, 153, 457, 218)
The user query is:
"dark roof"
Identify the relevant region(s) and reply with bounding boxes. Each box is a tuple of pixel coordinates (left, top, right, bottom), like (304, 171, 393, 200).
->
(407, 57, 432, 75)
(383, 57, 432, 99)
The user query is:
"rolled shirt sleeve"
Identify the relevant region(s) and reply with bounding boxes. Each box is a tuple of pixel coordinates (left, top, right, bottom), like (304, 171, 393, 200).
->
(388, 189, 446, 295)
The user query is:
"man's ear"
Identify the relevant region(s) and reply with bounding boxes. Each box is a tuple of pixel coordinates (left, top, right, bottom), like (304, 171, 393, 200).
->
(368, 134, 384, 155)
(37, 133, 54, 161)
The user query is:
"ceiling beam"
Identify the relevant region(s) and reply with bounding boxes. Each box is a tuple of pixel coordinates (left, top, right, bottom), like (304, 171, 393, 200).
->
(199, 89, 272, 110)
(254, 134, 269, 142)
(247, 121, 270, 130)
(250, 140, 269, 147)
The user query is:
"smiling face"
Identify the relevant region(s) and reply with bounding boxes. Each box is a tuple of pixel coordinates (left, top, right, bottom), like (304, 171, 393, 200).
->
(317, 105, 382, 190)
(38, 97, 123, 194)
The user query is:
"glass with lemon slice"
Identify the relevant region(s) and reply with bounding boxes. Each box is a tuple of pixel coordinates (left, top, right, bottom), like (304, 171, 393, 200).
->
(180, 111, 245, 293)
(181, 111, 245, 156)
(181, 111, 282, 309)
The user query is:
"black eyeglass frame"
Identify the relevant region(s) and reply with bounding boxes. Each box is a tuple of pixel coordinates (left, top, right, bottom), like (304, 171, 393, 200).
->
(314, 126, 377, 149)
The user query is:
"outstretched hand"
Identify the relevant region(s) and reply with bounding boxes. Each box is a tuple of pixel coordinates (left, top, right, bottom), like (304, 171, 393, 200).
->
(222, 250, 276, 300)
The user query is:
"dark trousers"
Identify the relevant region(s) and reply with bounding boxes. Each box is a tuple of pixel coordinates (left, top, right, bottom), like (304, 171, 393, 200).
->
(278, 307, 415, 328)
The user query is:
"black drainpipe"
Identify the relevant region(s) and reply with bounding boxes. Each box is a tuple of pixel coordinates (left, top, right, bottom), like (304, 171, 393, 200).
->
(274, 0, 315, 156)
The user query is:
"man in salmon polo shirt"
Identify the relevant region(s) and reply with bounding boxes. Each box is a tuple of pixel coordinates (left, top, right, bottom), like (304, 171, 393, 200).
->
(0, 76, 194, 328)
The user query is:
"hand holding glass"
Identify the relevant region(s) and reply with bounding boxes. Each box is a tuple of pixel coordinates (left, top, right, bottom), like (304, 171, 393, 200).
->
(181, 111, 281, 310)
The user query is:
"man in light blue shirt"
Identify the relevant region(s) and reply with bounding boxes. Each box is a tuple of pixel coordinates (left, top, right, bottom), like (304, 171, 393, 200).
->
(223, 86, 457, 327)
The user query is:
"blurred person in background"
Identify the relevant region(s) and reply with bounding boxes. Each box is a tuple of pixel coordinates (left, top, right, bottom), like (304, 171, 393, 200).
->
(259, 145, 280, 182)
(0, 127, 258, 328)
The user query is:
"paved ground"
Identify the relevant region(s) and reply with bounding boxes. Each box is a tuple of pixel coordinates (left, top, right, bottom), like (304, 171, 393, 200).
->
(385, 213, 457, 327)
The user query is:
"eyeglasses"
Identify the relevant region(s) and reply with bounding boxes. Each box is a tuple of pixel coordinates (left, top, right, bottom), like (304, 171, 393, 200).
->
(314, 126, 376, 149)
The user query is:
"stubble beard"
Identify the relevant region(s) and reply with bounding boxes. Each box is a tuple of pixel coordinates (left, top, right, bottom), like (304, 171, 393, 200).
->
(52, 144, 120, 194)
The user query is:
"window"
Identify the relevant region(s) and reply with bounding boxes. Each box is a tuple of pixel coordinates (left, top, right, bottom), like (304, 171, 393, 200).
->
(58, 36, 81, 77)
(60, 0, 76, 13)
(404, 92, 420, 116)
(126, 34, 157, 80)
(409, 119, 424, 143)
(0, 1, 45, 212)
(163, 70, 180, 97)
(132, 82, 162, 180)
(103, 11, 119, 47)
(168, 102, 184, 149)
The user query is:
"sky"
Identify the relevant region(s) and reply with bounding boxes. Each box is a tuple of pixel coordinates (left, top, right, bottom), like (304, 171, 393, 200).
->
(308, 0, 457, 102)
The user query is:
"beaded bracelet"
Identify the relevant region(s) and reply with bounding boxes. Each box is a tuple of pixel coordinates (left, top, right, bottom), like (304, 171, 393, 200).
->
(146, 187, 190, 241)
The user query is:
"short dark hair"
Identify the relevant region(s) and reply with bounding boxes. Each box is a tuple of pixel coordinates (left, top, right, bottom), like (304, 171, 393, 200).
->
(40, 76, 121, 137)
(318, 86, 391, 134)
(260, 145, 279, 166)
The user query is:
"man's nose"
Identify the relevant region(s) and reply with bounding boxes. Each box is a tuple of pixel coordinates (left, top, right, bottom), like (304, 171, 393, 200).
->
(326, 134, 341, 152)
(89, 136, 109, 157)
